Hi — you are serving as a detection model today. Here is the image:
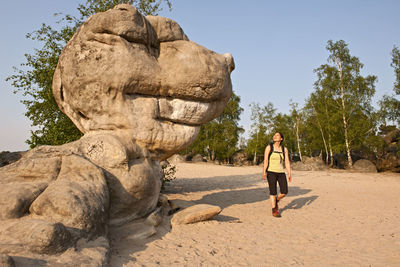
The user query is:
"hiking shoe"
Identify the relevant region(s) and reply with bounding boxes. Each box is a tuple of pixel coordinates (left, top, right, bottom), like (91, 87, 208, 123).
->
(272, 207, 281, 218)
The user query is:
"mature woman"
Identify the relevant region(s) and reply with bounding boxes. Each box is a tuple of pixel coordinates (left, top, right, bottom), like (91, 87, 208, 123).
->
(262, 132, 292, 217)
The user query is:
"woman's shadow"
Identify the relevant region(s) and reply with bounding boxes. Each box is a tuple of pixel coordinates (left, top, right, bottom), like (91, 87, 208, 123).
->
(279, 195, 318, 214)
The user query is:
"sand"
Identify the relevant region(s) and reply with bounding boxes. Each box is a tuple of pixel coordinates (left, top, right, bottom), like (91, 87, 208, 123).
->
(109, 163, 400, 266)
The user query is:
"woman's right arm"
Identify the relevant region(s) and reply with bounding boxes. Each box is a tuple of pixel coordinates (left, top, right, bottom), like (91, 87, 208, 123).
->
(262, 145, 270, 180)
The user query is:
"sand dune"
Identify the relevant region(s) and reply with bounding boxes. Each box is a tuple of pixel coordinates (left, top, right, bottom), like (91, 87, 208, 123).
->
(109, 163, 400, 266)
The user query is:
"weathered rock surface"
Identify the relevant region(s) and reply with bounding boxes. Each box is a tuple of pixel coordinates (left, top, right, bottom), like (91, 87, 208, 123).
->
(171, 204, 222, 226)
(167, 154, 186, 163)
(0, 254, 15, 267)
(0, 151, 26, 168)
(353, 159, 377, 173)
(232, 150, 250, 166)
(191, 154, 206, 163)
(291, 156, 328, 171)
(0, 3, 234, 265)
(52, 4, 234, 160)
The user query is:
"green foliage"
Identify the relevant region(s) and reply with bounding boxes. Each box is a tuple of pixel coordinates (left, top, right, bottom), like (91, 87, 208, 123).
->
(312, 40, 377, 165)
(187, 92, 244, 163)
(271, 113, 297, 152)
(245, 102, 276, 163)
(379, 46, 400, 127)
(7, 0, 172, 148)
(392, 46, 400, 94)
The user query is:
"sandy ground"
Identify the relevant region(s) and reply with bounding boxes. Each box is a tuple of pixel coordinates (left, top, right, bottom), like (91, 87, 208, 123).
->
(109, 163, 400, 266)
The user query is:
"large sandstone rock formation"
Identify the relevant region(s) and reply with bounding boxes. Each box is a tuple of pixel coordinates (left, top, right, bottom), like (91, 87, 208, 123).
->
(0, 4, 234, 264)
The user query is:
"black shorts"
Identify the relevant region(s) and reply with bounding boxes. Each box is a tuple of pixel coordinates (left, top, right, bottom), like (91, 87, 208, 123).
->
(266, 171, 288, 196)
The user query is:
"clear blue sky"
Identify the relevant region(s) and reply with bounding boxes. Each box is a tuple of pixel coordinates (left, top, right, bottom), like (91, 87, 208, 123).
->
(1, 0, 399, 151)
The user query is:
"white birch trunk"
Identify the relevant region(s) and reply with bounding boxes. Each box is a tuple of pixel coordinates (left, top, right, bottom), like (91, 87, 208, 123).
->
(253, 129, 259, 165)
(312, 101, 329, 164)
(295, 118, 302, 162)
(336, 59, 353, 167)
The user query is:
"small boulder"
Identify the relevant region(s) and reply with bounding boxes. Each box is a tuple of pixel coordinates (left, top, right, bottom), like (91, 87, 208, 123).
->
(383, 129, 400, 145)
(232, 150, 249, 166)
(353, 159, 377, 173)
(191, 154, 206, 163)
(146, 207, 163, 226)
(167, 154, 186, 163)
(171, 204, 221, 226)
(291, 161, 312, 171)
(292, 156, 327, 171)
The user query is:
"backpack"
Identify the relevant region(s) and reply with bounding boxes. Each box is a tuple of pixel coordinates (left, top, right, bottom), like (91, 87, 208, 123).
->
(266, 143, 285, 171)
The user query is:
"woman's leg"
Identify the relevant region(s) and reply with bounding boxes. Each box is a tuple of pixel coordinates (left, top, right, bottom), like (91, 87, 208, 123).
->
(266, 172, 278, 208)
(277, 173, 288, 202)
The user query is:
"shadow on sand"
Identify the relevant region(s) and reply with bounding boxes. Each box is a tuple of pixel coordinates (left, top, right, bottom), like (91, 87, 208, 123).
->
(191, 186, 313, 209)
(280, 195, 319, 214)
(164, 173, 262, 194)
(109, 174, 316, 266)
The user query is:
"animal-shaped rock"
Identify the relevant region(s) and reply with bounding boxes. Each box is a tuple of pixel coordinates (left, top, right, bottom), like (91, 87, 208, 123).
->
(0, 4, 234, 259)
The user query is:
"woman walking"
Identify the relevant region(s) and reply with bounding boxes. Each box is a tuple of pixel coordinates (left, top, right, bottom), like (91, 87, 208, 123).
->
(262, 132, 292, 217)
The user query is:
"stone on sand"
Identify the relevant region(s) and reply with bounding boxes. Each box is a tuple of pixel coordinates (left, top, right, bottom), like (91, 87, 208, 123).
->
(353, 159, 377, 173)
(168, 154, 186, 163)
(171, 204, 222, 226)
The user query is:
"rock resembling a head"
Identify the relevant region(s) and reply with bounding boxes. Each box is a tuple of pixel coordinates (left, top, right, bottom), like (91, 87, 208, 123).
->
(52, 4, 234, 159)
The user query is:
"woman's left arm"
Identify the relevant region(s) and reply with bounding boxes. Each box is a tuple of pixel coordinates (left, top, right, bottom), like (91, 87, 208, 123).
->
(285, 149, 292, 182)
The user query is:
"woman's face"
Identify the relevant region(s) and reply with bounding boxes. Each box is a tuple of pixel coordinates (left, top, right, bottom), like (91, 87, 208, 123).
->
(273, 132, 283, 143)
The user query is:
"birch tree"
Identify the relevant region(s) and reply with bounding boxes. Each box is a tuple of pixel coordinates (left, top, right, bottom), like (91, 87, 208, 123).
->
(247, 102, 276, 164)
(289, 101, 303, 162)
(314, 40, 377, 167)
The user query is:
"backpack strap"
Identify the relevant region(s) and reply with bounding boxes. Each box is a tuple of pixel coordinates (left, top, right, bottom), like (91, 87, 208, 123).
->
(266, 143, 273, 171)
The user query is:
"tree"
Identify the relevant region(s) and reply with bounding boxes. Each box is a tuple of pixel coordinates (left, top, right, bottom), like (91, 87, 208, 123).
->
(313, 40, 377, 167)
(271, 113, 296, 154)
(187, 92, 244, 163)
(246, 102, 276, 164)
(289, 101, 304, 162)
(307, 75, 344, 166)
(7, 0, 172, 148)
(380, 46, 400, 127)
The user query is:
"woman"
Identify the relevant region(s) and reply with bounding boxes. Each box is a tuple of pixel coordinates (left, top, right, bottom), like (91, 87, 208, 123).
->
(262, 132, 292, 217)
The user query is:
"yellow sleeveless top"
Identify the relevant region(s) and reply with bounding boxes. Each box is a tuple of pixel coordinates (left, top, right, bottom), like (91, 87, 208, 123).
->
(268, 151, 285, 173)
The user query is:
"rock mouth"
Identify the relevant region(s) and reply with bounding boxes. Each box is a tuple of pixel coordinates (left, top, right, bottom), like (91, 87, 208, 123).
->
(126, 93, 227, 126)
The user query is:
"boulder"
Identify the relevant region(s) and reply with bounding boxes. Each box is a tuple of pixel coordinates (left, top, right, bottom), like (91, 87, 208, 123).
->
(291, 161, 312, 171)
(232, 150, 250, 166)
(168, 154, 186, 163)
(0, 151, 26, 167)
(171, 204, 221, 226)
(0, 219, 73, 255)
(353, 159, 377, 173)
(292, 156, 327, 171)
(383, 129, 400, 145)
(192, 154, 206, 163)
(0, 4, 234, 263)
(376, 154, 400, 172)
